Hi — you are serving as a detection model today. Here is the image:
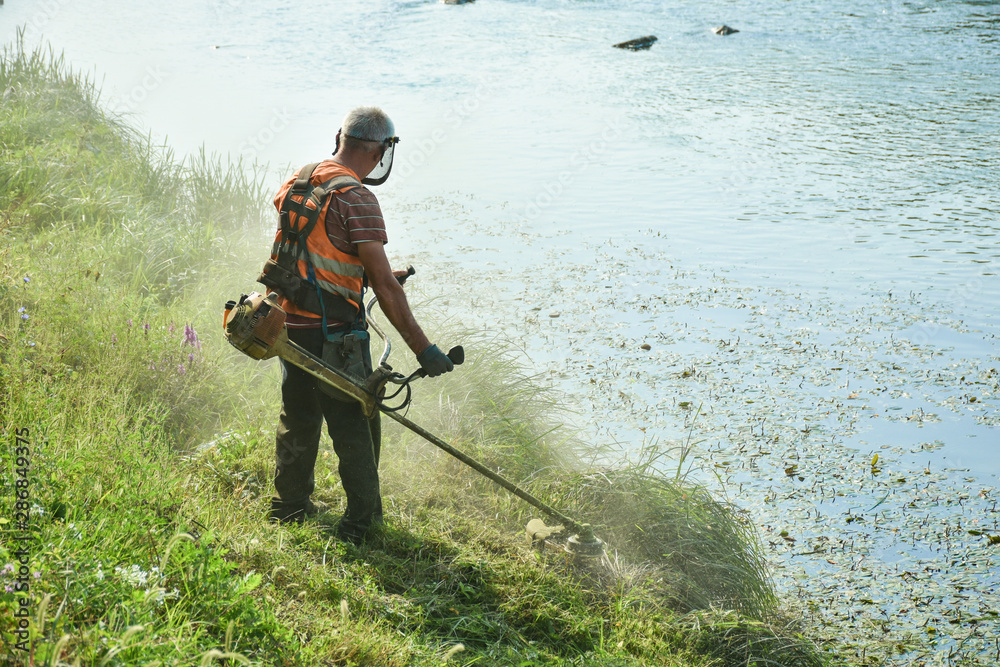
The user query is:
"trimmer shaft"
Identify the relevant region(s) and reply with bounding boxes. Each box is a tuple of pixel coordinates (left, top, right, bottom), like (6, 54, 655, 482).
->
(224, 291, 606, 558)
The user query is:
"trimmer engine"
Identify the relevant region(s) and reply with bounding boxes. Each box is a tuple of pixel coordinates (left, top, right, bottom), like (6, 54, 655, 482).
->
(223, 292, 377, 415)
(223, 292, 286, 360)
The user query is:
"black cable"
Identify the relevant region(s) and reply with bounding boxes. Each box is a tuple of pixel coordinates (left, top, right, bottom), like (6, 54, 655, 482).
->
(377, 381, 413, 413)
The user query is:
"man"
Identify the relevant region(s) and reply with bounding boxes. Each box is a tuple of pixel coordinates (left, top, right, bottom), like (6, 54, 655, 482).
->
(261, 106, 454, 543)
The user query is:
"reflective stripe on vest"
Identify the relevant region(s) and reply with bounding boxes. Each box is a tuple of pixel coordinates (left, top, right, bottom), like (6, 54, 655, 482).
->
(271, 161, 367, 319)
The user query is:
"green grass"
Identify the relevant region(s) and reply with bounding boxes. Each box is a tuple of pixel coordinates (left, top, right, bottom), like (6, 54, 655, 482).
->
(0, 35, 836, 666)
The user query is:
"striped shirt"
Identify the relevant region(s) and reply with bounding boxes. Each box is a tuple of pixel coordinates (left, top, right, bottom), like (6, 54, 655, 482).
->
(325, 185, 388, 254)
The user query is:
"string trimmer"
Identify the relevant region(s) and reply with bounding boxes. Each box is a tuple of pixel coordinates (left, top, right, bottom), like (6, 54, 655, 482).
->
(222, 288, 605, 560)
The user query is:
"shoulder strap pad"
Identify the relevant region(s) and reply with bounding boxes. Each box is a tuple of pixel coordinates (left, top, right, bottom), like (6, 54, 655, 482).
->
(291, 162, 321, 195)
(306, 174, 362, 212)
(313, 174, 363, 197)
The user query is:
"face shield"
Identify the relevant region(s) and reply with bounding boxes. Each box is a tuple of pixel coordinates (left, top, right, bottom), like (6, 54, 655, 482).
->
(361, 136, 399, 186)
(337, 133, 400, 186)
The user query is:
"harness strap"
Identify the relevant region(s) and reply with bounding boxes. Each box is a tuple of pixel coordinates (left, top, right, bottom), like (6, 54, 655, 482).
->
(266, 164, 367, 329)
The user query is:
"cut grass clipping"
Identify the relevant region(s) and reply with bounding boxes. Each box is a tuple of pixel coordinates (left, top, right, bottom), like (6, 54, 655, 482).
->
(0, 35, 833, 666)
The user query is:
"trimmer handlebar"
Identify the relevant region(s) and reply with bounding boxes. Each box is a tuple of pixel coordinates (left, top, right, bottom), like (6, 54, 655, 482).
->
(395, 265, 416, 286)
(369, 265, 415, 368)
(367, 266, 463, 384)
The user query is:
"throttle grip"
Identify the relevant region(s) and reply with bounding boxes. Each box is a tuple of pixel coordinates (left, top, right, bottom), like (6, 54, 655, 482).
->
(396, 265, 416, 286)
(412, 345, 464, 380)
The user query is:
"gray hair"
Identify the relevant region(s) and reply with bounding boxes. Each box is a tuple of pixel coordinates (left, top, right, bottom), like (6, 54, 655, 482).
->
(341, 106, 395, 143)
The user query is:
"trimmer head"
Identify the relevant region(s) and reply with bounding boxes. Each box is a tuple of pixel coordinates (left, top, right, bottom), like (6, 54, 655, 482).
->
(527, 519, 606, 560)
(565, 524, 606, 559)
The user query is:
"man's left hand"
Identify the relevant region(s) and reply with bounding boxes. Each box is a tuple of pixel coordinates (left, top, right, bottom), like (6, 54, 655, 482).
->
(417, 344, 454, 377)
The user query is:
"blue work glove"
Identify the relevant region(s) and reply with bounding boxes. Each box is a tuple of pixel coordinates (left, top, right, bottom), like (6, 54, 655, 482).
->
(417, 344, 454, 377)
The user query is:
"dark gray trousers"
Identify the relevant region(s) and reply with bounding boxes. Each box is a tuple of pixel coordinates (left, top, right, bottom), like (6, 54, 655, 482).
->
(273, 326, 382, 540)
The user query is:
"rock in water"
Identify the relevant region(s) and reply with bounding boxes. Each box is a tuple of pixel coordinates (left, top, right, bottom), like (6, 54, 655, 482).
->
(613, 35, 658, 51)
(442, 0, 475, 4)
(712, 25, 739, 35)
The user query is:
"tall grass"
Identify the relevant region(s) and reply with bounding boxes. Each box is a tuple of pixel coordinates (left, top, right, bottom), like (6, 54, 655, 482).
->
(0, 37, 833, 666)
(0, 30, 271, 303)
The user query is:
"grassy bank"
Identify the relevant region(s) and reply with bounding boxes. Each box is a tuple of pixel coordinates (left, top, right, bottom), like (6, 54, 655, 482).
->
(0, 36, 833, 666)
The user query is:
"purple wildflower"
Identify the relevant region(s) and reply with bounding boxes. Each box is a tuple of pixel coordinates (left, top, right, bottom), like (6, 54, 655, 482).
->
(32, 571, 40, 580)
(4, 584, 12, 593)
(149, 362, 156, 371)
(143, 323, 150, 333)
(23, 277, 30, 284)
(183, 325, 201, 350)
(128, 319, 133, 327)
(188, 352, 195, 363)
(2, 563, 13, 575)
(21, 314, 29, 321)
(168, 323, 175, 333)
(18, 307, 25, 313)
(178, 364, 186, 375)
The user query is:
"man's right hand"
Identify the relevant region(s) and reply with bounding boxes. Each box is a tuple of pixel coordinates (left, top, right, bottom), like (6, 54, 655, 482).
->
(417, 344, 454, 377)
(393, 265, 415, 286)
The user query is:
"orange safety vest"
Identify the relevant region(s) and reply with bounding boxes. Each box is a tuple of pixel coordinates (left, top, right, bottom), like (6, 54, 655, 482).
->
(269, 161, 367, 321)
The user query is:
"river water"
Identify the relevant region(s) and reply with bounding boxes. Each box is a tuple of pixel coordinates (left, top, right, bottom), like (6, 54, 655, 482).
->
(3, 0, 999, 663)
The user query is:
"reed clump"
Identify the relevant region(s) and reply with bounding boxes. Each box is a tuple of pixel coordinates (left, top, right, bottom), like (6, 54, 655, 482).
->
(379, 323, 824, 665)
(0, 37, 833, 666)
(380, 320, 775, 613)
